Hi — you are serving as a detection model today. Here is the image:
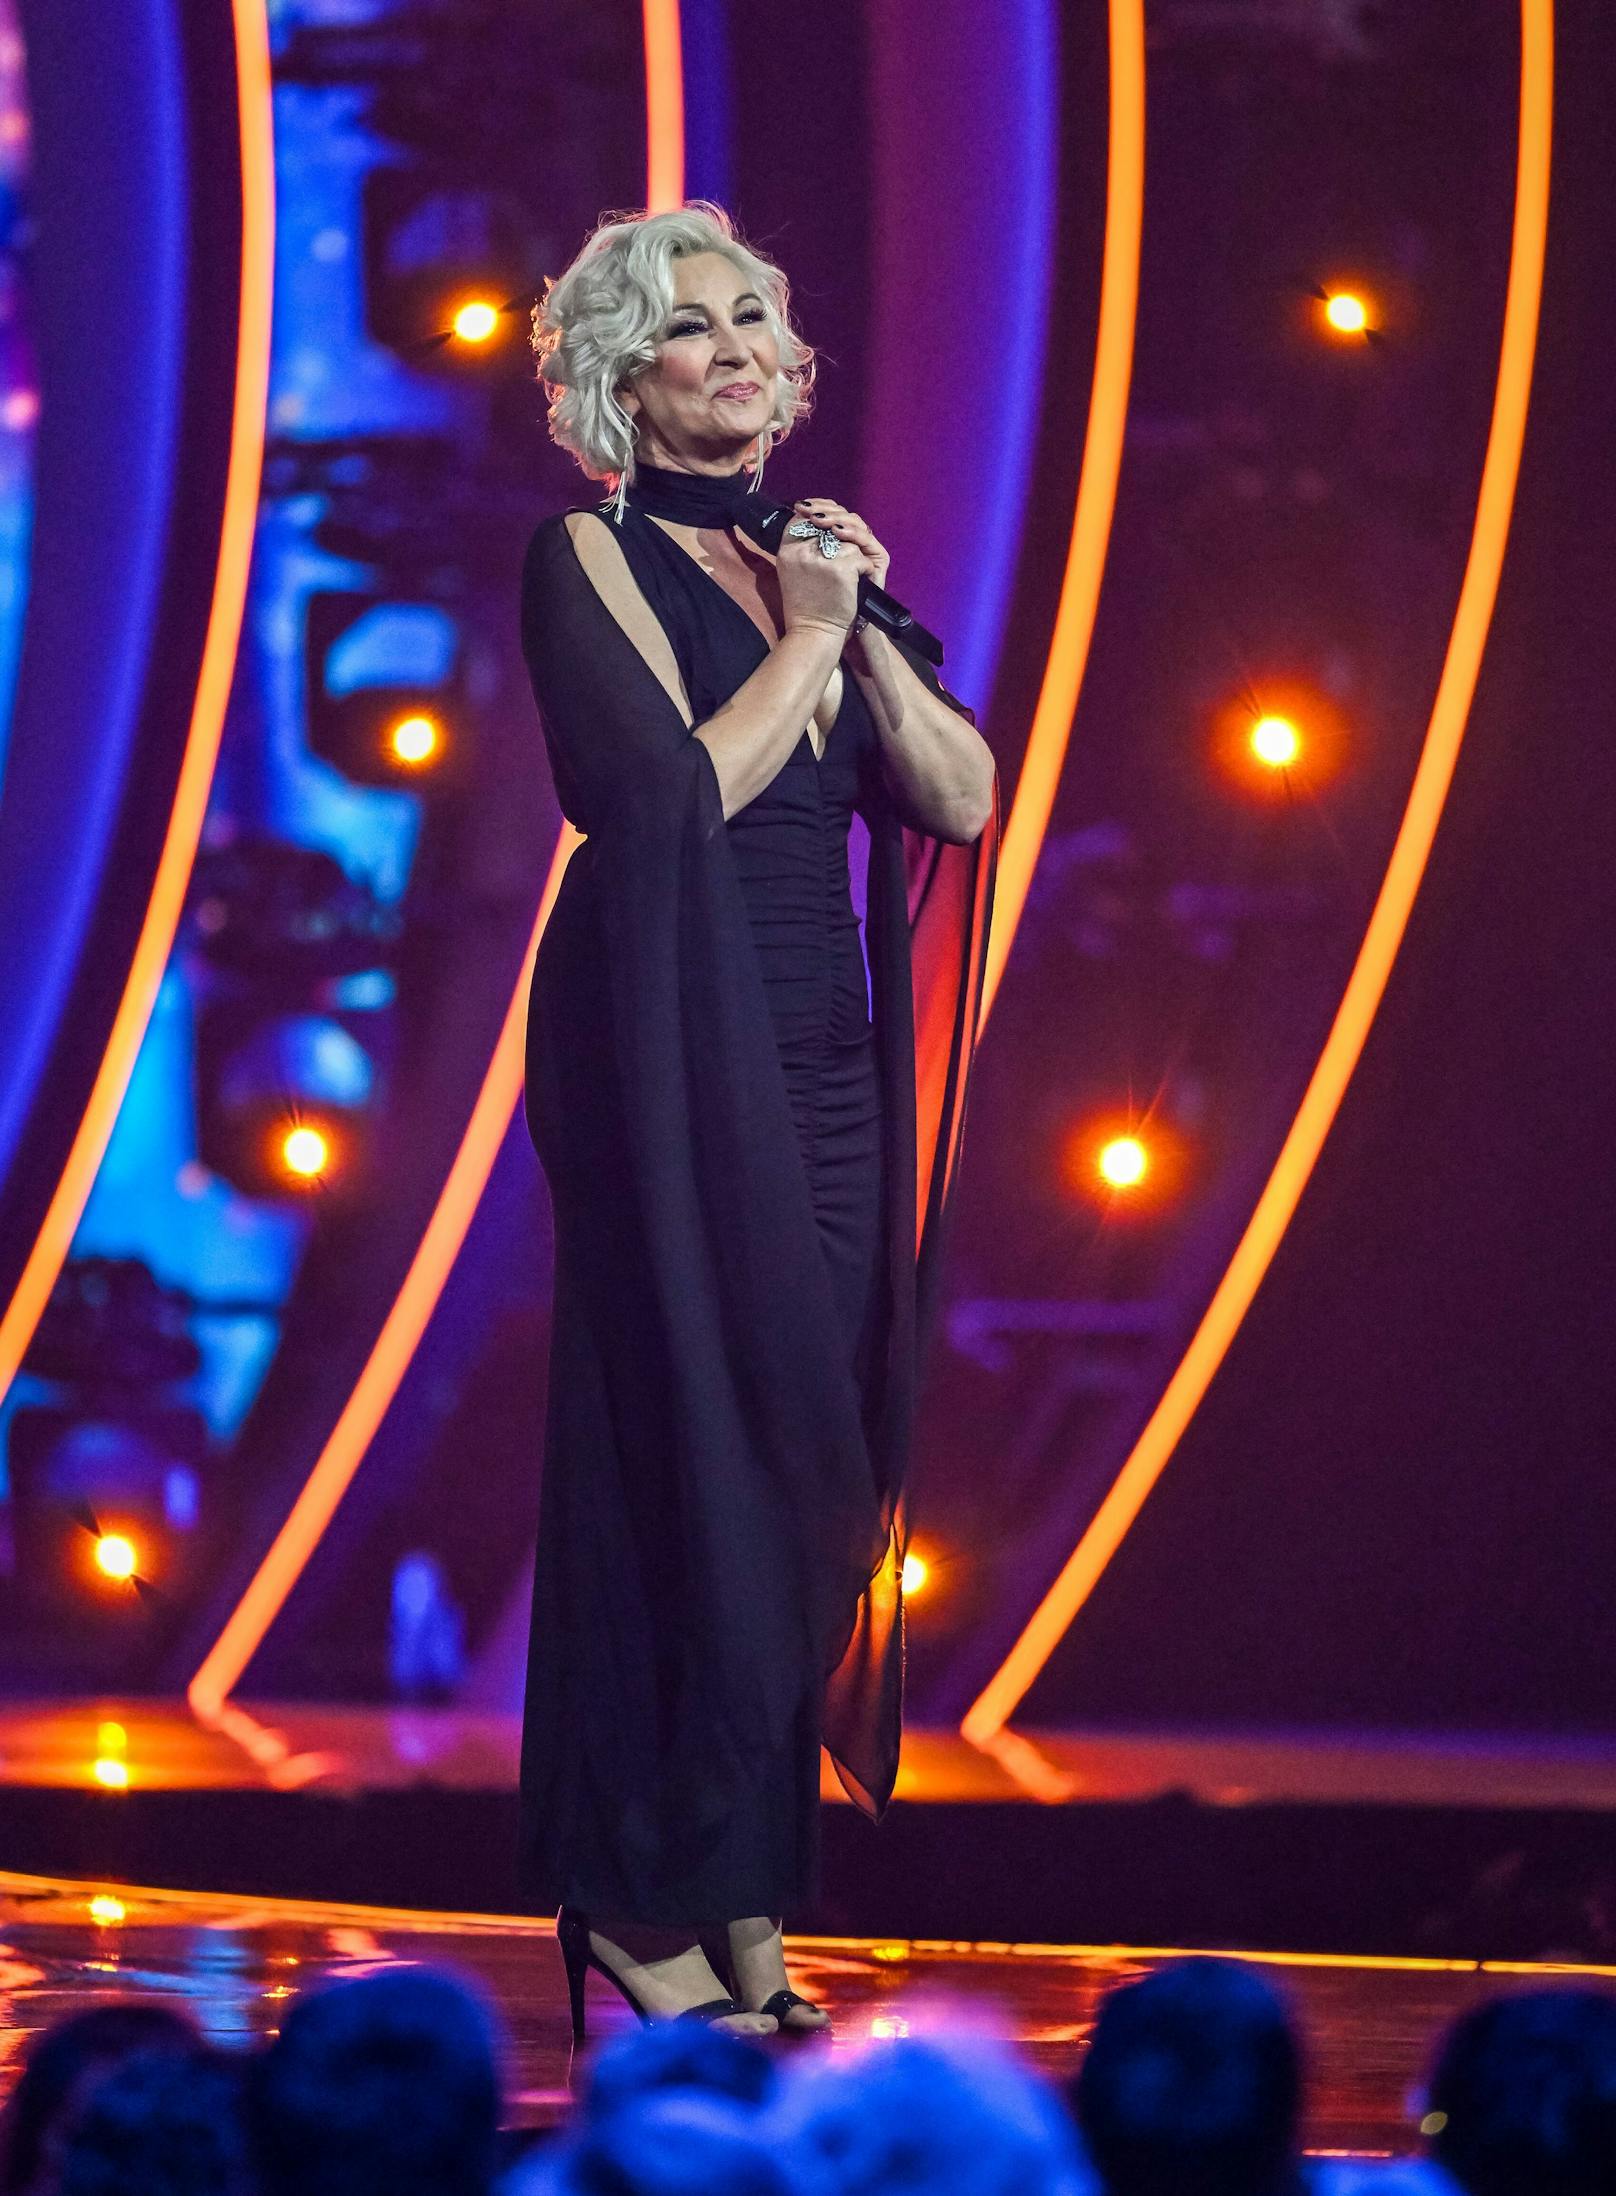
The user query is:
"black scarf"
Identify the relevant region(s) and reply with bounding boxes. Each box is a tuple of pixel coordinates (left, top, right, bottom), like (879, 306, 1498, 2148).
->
(622, 457, 766, 526)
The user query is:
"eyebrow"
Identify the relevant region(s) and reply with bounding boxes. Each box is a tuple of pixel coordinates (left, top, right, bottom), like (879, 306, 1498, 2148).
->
(669, 292, 763, 317)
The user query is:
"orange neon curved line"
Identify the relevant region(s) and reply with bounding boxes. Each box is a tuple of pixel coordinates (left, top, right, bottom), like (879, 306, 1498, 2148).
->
(0, 1, 276, 1405)
(189, 12, 688, 1718)
(642, 0, 685, 214)
(962, 0, 1554, 1756)
(978, 0, 1145, 1032)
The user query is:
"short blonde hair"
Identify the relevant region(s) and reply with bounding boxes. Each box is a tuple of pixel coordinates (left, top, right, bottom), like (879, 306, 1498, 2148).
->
(530, 200, 816, 506)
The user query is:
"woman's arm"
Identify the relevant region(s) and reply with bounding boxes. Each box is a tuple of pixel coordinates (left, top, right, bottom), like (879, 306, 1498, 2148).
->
(565, 511, 846, 823)
(783, 496, 996, 844)
(843, 623, 997, 845)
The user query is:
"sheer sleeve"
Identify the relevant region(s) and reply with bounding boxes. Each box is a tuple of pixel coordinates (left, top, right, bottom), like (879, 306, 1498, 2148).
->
(519, 511, 716, 847)
(876, 626, 1000, 1232)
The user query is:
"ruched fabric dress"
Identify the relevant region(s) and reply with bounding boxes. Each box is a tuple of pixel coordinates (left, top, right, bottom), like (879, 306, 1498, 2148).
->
(517, 461, 998, 1927)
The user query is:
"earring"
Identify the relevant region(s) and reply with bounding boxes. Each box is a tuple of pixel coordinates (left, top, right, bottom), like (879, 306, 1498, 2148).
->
(609, 468, 629, 525)
(749, 430, 768, 493)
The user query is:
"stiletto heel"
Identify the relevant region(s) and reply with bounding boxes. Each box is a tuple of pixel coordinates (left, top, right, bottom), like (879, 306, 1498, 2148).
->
(557, 1907, 595, 2040)
(556, 1906, 756, 2038)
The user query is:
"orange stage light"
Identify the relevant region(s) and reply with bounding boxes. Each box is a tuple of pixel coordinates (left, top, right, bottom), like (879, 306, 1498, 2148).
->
(92, 1759, 130, 1791)
(1212, 684, 1345, 798)
(94, 1534, 137, 1582)
(279, 1124, 330, 1181)
(1322, 290, 1371, 336)
(1097, 1134, 1148, 1189)
(89, 1894, 127, 1925)
(451, 300, 499, 344)
(388, 712, 440, 766)
(1250, 714, 1301, 769)
(900, 1552, 930, 1595)
(1064, 1115, 1184, 1210)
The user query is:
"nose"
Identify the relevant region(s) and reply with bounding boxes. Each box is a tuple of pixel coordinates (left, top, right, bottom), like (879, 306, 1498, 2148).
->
(712, 319, 755, 368)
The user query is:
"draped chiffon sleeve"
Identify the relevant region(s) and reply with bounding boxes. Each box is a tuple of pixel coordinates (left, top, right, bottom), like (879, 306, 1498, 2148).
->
(519, 509, 997, 1889)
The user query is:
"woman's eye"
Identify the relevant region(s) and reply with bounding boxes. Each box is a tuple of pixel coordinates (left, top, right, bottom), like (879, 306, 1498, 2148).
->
(669, 321, 703, 338)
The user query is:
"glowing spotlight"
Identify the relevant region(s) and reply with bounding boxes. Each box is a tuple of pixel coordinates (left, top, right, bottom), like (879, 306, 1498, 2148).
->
(1250, 714, 1301, 769)
(900, 1552, 929, 1596)
(97, 1721, 128, 1754)
(93, 1758, 129, 1790)
(1212, 683, 1346, 798)
(280, 1124, 331, 1182)
(1322, 290, 1369, 336)
(89, 1895, 126, 1925)
(1420, 2113, 1449, 2138)
(870, 2014, 910, 2040)
(452, 300, 500, 344)
(388, 713, 440, 767)
(1098, 1136, 1149, 1190)
(94, 1533, 137, 1582)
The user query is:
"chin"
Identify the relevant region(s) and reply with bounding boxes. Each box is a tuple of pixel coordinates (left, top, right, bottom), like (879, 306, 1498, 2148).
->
(706, 421, 766, 459)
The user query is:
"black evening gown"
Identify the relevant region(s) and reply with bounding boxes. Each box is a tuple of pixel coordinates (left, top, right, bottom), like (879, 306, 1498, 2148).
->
(517, 462, 998, 1926)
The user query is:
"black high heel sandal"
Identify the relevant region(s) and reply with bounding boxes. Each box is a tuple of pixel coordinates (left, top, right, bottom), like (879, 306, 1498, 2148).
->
(706, 1925, 830, 2035)
(556, 1906, 755, 2042)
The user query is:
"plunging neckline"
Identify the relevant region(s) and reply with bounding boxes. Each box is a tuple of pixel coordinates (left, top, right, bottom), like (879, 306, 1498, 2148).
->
(643, 511, 839, 766)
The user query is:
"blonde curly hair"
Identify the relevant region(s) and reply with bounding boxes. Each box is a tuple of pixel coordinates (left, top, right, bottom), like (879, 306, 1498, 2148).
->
(530, 200, 816, 521)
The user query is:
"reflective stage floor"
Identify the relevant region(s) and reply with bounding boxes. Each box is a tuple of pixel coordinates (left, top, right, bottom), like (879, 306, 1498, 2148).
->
(6, 1868, 1616, 2160)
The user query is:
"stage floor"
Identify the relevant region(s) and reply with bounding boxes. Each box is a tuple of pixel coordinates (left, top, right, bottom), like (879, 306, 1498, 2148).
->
(5, 1869, 1615, 2159)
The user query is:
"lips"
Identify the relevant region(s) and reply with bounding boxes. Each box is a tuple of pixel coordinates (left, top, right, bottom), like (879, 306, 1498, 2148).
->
(713, 382, 760, 401)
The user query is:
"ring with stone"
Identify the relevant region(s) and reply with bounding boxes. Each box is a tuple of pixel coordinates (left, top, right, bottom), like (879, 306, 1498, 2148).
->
(784, 517, 841, 558)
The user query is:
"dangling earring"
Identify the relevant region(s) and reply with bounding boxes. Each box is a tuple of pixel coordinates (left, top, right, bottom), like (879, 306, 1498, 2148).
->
(607, 404, 636, 525)
(749, 429, 769, 494)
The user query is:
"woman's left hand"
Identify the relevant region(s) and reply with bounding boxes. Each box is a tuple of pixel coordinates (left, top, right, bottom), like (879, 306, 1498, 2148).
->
(793, 498, 890, 592)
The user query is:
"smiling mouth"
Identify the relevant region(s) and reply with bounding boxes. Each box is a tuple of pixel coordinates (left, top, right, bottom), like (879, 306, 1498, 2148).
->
(713, 383, 760, 401)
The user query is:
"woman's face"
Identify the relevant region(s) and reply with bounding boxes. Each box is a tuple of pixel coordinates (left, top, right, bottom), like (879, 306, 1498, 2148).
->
(619, 250, 780, 474)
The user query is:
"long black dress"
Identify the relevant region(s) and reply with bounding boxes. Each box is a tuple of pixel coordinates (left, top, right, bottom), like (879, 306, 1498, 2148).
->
(517, 460, 997, 1926)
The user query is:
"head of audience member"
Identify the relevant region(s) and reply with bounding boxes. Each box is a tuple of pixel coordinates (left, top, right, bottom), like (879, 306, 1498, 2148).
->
(246, 1963, 504, 2196)
(578, 2020, 778, 2123)
(0, 2002, 204, 2196)
(523, 2088, 800, 2196)
(1422, 1986, 1616, 2196)
(768, 2029, 1090, 2196)
(1070, 1957, 1304, 2196)
(49, 2044, 253, 2196)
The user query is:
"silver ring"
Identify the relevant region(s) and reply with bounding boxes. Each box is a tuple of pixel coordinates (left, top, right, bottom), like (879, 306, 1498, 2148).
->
(784, 517, 841, 558)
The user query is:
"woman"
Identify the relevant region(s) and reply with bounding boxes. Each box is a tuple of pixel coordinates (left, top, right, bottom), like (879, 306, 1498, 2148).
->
(519, 201, 998, 2038)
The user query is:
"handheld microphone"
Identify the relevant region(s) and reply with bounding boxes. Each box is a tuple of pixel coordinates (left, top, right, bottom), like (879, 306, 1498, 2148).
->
(733, 501, 945, 666)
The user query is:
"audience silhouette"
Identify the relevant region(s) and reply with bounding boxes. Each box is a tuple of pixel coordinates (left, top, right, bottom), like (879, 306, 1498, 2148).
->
(1069, 1957, 1305, 2196)
(5, 1953, 1616, 2195)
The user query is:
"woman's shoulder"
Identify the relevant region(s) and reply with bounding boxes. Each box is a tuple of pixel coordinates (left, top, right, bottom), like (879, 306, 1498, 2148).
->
(525, 500, 614, 557)
(521, 502, 625, 609)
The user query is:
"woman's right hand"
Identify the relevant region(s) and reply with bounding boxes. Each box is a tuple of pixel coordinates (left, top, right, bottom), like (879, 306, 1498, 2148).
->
(776, 523, 874, 640)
